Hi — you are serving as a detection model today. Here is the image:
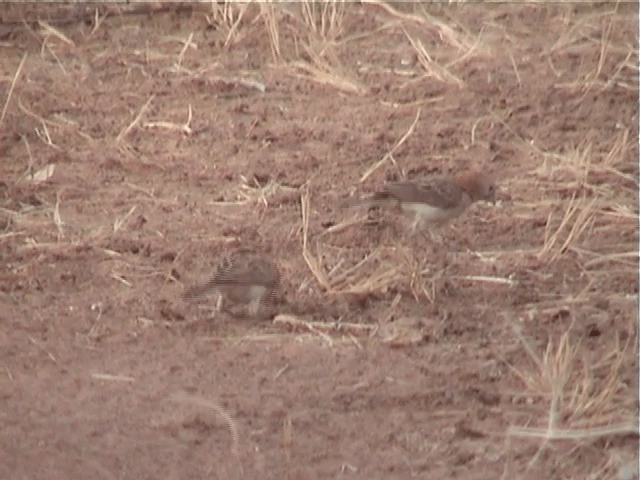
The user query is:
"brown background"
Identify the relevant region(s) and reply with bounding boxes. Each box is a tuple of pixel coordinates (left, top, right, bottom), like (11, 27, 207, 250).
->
(1, 3, 638, 479)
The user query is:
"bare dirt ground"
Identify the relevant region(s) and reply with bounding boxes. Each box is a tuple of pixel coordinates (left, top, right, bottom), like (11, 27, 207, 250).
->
(1, 3, 638, 479)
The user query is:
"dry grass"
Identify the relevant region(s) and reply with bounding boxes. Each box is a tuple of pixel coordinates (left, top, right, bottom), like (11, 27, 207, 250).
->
(300, 0, 346, 43)
(0, 52, 27, 122)
(359, 108, 421, 183)
(257, 2, 367, 94)
(205, 2, 250, 49)
(539, 191, 599, 262)
(260, 3, 282, 63)
(168, 392, 243, 472)
(534, 128, 637, 264)
(549, 6, 638, 94)
(507, 324, 638, 470)
(403, 27, 464, 87)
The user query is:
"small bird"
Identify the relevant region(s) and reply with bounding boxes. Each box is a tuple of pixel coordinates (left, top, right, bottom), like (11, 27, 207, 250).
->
(182, 251, 281, 318)
(345, 169, 496, 233)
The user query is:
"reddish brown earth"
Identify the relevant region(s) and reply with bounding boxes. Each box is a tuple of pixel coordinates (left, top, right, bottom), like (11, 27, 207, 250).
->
(1, 4, 638, 479)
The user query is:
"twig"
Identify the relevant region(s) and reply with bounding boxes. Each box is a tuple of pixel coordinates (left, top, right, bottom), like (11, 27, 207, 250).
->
(360, 108, 421, 183)
(1, 52, 27, 122)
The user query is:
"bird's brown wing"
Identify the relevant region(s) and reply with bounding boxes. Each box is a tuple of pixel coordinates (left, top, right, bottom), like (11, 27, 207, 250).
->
(377, 178, 463, 210)
(182, 254, 280, 300)
(211, 255, 280, 288)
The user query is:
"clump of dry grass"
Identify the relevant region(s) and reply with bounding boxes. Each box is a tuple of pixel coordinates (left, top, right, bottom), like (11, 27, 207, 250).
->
(300, 0, 346, 43)
(534, 129, 637, 264)
(507, 324, 638, 469)
(289, 46, 368, 95)
(363, 0, 485, 88)
(402, 27, 464, 87)
(260, 3, 282, 63)
(539, 191, 599, 263)
(257, 2, 367, 95)
(300, 191, 445, 314)
(550, 5, 638, 95)
(206, 2, 251, 49)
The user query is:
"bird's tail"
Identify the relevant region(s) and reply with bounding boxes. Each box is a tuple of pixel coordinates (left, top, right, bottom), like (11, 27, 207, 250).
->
(340, 196, 398, 209)
(181, 281, 217, 300)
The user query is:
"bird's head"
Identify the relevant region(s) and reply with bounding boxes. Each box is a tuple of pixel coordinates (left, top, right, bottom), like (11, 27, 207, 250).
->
(457, 170, 496, 205)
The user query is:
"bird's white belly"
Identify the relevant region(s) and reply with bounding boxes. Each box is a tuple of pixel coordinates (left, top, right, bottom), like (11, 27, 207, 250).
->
(401, 202, 466, 223)
(247, 286, 267, 315)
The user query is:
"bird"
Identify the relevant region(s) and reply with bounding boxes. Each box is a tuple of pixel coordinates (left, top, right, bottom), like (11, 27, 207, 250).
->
(182, 251, 281, 318)
(344, 169, 496, 234)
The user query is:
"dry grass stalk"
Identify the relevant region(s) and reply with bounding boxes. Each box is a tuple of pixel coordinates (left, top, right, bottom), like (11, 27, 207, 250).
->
(289, 47, 367, 95)
(116, 94, 155, 144)
(283, 415, 293, 480)
(600, 128, 636, 185)
(509, 423, 638, 441)
(1, 52, 27, 122)
(53, 191, 64, 239)
(274, 314, 334, 346)
(260, 3, 282, 63)
(38, 20, 76, 47)
(173, 32, 196, 71)
(364, 1, 483, 68)
(113, 205, 137, 233)
(450, 275, 518, 287)
(395, 245, 435, 302)
(403, 28, 463, 87)
(324, 245, 403, 296)
(415, 3, 480, 55)
(86, 7, 108, 40)
(300, 192, 330, 290)
(535, 141, 603, 263)
(527, 129, 635, 268)
(321, 216, 365, 236)
(584, 12, 615, 94)
(508, 325, 638, 442)
(18, 98, 93, 142)
(278, 1, 364, 95)
(90, 373, 135, 382)
(360, 107, 421, 182)
(365, 1, 478, 52)
(143, 104, 193, 135)
(273, 314, 375, 336)
(332, 264, 401, 295)
(325, 249, 380, 287)
(551, 8, 637, 94)
(566, 334, 636, 423)
(539, 192, 599, 263)
(583, 251, 638, 269)
(206, 2, 250, 48)
(29, 335, 57, 362)
(209, 75, 266, 93)
(300, 0, 345, 43)
(380, 292, 402, 324)
(237, 175, 282, 209)
(361, 0, 425, 25)
(34, 120, 60, 149)
(378, 316, 425, 347)
(549, 8, 608, 53)
(168, 392, 242, 470)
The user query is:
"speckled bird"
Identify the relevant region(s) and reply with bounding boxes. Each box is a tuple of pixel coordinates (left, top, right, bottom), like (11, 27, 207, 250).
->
(182, 251, 281, 318)
(346, 169, 496, 233)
